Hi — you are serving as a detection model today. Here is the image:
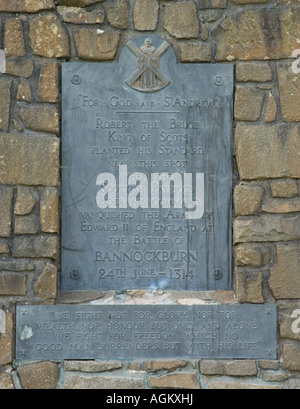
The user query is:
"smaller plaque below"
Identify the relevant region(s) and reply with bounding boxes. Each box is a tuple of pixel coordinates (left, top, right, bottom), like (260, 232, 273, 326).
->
(16, 304, 277, 360)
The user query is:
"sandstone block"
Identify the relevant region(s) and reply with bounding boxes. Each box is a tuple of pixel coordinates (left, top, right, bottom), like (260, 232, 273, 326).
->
(283, 344, 300, 371)
(235, 271, 264, 303)
(0, 0, 55, 12)
(0, 242, 9, 254)
(134, 0, 158, 31)
(163, 1, 199, 39)
(234, 183, 264, 216)
(106, 0, 129, 29)
(40, 187, 59, 233)
(17, 80, 32, 103)
(34, 263, 58, 299)
(1, 311, 12, 332)
(259, 360, 280, 370)
(14, 187, 36, 216)
(263, 371, 280, 385)
(270, 179, 299, 198)
(200, 24, 209, 41)
(261, 370, 290, 383)
(277, 0, 299, 3)
(19, 105, 59, 135)
(0, 313, 13, 365)
(0, 79, 12, 131)
(38, 62, 59, 103)
(179, 42, 212, 62)
(269, 243, 300, 299)
(13, 235, 58, 259)
(202, 10, 223, 22)
(208, 381, 281, 389)
(213, 7, 300, 61)
(55, 0, 103, 6)
(236, 62, 272, 82)
(0, 260, 34, 272)
(0, 309, 5, 333)
(56, 290, 105, 304)
(0, 187, 13, 238)
(234, 214, 300, 243)
(286, 377, 300, 390)
(14, 215, 38, 235)
(200, 360, 226, 375)
(4, 18, 25, 57)
(29, 15, 70, 58)
(279, 310, 300, 341)
(233, 0, 269, 4)
(74, 30, 120, 61)
(0, 48, 4, 74)
(149, 373, 200, 389)
(63, 374, 144, 389)
(210, 290, 235, 304)
(0, 370, 14, 389)
(17, 362, 59, 389)
(264, 92, 277, 123)
(235, 244, 271, 267)
(64, 361, 122, 372)
(234, 85, 264, 121)
(225, 361, 257, 376)
(198, 0, 226, 8)
(5, 59, 34, 78)
(13, 119, 23, 133)
(129, 360, 187, 372)
(0, 274, 27, 296)
(262, 198, 300, 214)
(235, 124, 300, 180)
(277, 62, 300, 122)
(58, 6, 105, 25)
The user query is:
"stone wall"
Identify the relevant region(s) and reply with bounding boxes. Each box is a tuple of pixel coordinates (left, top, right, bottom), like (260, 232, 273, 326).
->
(0, 0, 299, 390)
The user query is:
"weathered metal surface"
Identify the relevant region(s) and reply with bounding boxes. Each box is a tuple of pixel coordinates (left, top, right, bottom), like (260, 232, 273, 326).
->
(16, 304, 277, 360)
(61, 35, 233, 291)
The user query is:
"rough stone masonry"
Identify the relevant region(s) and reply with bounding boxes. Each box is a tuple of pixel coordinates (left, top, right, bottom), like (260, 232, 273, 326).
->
(0, 0, 300, 389)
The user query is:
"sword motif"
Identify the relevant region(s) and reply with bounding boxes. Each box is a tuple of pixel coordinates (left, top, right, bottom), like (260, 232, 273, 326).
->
(126, 38, 170, 93)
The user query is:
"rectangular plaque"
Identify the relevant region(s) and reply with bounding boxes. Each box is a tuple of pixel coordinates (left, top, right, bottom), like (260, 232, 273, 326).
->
(61, 35, 233, 291)
(16, 305, 277, 360)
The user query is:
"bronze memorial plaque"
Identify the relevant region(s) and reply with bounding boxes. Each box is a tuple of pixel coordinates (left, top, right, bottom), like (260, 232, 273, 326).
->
(61, 35, 233, 291)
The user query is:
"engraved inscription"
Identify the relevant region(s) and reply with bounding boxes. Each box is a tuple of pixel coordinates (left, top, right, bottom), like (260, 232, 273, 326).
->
(61, 35, 233, 291)
(16, 305, 277, 360)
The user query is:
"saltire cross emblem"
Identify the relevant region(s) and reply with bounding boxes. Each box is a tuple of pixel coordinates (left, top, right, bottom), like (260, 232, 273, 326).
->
(126, 38, 170, 93)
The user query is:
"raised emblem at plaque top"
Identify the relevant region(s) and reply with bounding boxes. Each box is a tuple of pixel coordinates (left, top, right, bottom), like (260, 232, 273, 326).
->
(126, 38, 170, 93)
